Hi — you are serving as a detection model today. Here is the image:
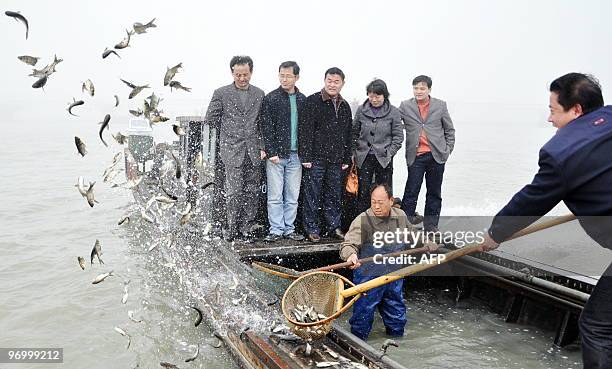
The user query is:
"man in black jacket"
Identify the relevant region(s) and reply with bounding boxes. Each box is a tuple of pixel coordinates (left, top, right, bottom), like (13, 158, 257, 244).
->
(261, 61, 306, 242)
(301, 67, 353, 242)
(480, 73, 612, 369)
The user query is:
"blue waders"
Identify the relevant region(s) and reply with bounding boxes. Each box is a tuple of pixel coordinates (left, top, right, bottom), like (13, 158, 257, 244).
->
(349, 217, 407, 340)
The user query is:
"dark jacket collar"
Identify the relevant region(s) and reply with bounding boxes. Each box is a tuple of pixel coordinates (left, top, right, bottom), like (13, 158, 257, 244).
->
(321, 88, 344, 104)
(276, 85, 301, 96)
(361, 100, 391, 118)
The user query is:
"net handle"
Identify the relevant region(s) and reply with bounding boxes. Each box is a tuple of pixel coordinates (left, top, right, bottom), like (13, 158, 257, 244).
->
(341, 214, 577, 298)
(251, 261, 300, 279)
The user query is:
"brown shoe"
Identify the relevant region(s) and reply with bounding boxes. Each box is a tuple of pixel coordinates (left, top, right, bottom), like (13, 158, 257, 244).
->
(308, 233, 321, 243)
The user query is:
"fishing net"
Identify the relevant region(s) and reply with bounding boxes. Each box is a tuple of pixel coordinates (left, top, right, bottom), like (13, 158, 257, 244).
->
(281, 272, 360, 340)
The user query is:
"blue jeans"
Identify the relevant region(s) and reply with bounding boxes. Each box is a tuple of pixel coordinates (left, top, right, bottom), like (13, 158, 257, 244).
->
(302, 160, 345, 235)
(401, 152, 445, 230)
(266, 153, 302, 235)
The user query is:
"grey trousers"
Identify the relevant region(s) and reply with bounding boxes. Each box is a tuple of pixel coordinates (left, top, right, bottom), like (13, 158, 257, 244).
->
(223, 154, 261, 235)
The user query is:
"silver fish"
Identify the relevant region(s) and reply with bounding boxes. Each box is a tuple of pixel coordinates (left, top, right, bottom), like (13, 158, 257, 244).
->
(77, 256, 86, 270)
(168, 80, 191, 92)
(164, 63, 182, 86)
(140, 208, 154, 223)
(129, 108, 143, 117)
(127, 176, 143, 189)
(18, 55, 38, 66)
(120, 78, 150, 99)
(102, 47, 121, 59)
(5, 11, 29, 39)
(172, 124, 185, 136)
(315, 362, 339, 368)
(118, 215, 130, 226)
(75, 136, 87, 157)
(76, 176, 88, 197)
(112, 131, 127, 145)
(150, 114, 170, 124)
(38, 55, 62, 77)
(32, 75, 47, 89)
(82, 79, 94, 97)
(122, 290, 128, 304)
(86, 181, 97, 207)
(169, 151, 182, 179)
(381, 338, 398, 354)
(190, 305, 203, 327)
(90, 239, 103, 265)
(98, 114, 111, 147)
(114, 29, 133, 50)
(133, 18, 156, 34)
(92, 270, 113, 284)
(147, 92, 162, 110)
(114, 95, 120, 107)
(114, 326, 131, 349)
(159, 362, 178, 369)
(184, 344, 199, 363)
(67, 98, 84, 116)
(155, 195, 176, 204)
(128, 310, 142, 323)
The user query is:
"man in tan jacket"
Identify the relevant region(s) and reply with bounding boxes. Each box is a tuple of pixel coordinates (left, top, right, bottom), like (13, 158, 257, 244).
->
(340, 184, 437, 340)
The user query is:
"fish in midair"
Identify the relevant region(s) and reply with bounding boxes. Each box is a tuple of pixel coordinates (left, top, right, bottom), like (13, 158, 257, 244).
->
(118, 215, 130, 226)
(169, 151, 181, 179)
(147, 93, 162, 110)
(114, 95, 120, 107)
(75, 136, 87, 157)
(381, 339, 399, 354)
(190, 306, 203, 327)
(172, 124, 185, 136)
(185, 344, 199, 363)
(150, 114, 169, 124)
(92, 271, 113, 284)
(5, 11, 29, 39)
(76, 176, 89, 197)
(179, 202, 192, 226)
(17, 55, 38, 66)
(77, 256, 86, 270)
(194, 152, 203, 172)
(32, 75, 47, 89)
(82, 79, 95, 97)
(67, 98, 84, 116)
(114, 29, 134, 50)
(169, 80, 191, 92)
(102, 47, 121, 59)
(112, 132, 127, 145)
(159, 362, 179, 369)
(163, 63, 182, 86)
(86, 181, 97, 207)
(113, 326, 131, 349)
(128, 310, 142, 323)
(129, 108, 143, 117)
(98, 114, 111, 147)
(133, 18, 156, 34)
(29, 55, 63, 78)
(120, 78, 150, 99)
(90, 239, 103, 265)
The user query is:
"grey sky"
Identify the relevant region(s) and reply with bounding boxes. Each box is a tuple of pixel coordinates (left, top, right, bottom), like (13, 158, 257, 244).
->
(2, 0, 611, 125)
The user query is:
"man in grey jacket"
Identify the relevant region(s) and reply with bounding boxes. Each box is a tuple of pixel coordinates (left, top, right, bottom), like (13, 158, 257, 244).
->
(205, 55, 266, 242)
(399, 75, 455, 233)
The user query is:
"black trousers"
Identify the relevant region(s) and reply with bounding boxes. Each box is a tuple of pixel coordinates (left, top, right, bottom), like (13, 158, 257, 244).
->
(356, 154, 393, 214)
(580, 262, 612, 368)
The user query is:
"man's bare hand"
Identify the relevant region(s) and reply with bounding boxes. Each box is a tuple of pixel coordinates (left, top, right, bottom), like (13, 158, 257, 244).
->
(302, 162, 312, 169)
(480, 232, 500, 252)
(347, 253, 361, 269)
(424, 240, 439, 252)
(269, 156, 280, 164)
(341, 164, 349, 170)
(260, 150, 267, 160)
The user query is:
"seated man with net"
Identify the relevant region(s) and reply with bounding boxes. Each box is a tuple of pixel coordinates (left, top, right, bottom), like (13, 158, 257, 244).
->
(340, 184, 437, 340)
